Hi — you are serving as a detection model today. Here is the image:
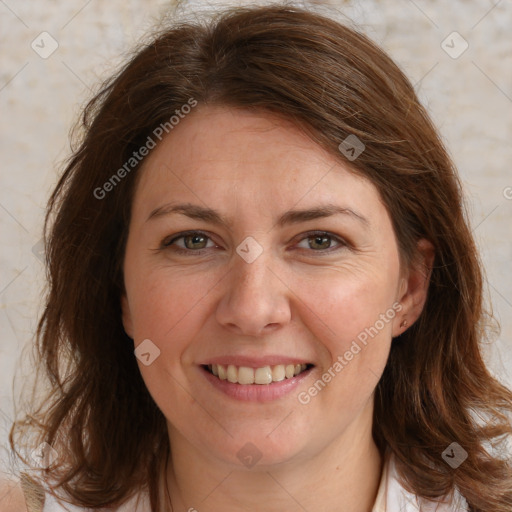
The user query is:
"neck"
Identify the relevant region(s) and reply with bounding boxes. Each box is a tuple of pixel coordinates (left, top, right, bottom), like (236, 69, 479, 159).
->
(162, 402, 383, 512)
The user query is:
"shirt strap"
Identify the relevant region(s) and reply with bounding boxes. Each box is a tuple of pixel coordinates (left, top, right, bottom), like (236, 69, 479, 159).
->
(19, 472, 45, 512)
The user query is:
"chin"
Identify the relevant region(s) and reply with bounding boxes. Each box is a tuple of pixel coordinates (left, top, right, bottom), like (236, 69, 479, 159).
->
(213, 430, 309, 469)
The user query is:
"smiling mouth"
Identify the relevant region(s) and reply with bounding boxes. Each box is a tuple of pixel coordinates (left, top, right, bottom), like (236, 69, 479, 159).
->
(203, 363, 313, 385)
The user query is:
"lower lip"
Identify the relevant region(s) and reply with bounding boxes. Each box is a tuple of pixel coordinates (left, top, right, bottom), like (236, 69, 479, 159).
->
(200, 366, 312, 402)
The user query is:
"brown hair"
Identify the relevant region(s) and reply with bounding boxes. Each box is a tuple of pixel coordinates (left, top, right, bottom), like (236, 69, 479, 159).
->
(10, 3, 512, 511)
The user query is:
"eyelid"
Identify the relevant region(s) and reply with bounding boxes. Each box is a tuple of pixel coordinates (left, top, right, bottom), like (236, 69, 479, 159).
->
(159, 230, 350, 254)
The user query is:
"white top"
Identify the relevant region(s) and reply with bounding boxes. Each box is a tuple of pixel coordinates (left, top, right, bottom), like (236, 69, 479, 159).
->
(36, 455, 468, 512)
(371, 455, 469, 511)
(41, 491, 149, 511)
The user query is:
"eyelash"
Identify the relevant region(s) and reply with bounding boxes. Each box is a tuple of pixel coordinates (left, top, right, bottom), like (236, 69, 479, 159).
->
(160, 230, 349, 256)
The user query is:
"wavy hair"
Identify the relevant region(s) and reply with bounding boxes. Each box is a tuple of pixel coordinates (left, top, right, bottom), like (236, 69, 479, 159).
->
(10, 3, 512, 511)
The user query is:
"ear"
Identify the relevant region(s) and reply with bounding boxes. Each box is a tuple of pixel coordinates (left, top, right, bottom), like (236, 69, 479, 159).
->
(393, 238, 435, 337)
(121, 294, 134, 339)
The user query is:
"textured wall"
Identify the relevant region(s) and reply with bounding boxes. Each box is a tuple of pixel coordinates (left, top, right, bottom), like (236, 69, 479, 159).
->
(1, 0, 511, 473)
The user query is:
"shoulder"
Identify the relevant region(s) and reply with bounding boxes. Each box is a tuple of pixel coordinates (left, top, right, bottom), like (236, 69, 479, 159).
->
(1, 473, 149, 512)
(0, 477, 28, 512)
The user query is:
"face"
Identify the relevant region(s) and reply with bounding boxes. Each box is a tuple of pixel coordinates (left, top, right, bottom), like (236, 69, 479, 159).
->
(121, 105, 422, 469)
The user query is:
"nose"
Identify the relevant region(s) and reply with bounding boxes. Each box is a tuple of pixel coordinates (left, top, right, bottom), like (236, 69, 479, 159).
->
(215, 248, 292, 337)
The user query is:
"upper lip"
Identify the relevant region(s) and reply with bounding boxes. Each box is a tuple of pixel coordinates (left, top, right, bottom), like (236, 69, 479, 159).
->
(199, 356, 313, 368)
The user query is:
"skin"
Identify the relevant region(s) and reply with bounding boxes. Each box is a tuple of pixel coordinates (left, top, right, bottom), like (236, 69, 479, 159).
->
(121, 105, 434, 512)
(0, 479, 28, 512)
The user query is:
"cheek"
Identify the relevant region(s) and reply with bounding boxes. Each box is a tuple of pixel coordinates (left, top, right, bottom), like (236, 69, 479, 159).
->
(293, 264, 399, 350)
(290, 272, 396, 417)
(125, 263, 219, 357)
(292, 260, 400, 411)
(126, 268, 218, 413)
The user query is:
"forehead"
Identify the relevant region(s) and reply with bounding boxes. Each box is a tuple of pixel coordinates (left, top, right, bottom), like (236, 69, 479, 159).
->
(132, 105, 385, 222)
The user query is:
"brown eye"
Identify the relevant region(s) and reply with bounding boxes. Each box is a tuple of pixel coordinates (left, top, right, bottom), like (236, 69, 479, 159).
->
(308, 234, 332, 250)
(182, 233, 209, 250)
(295, 231, 345, 252)
(161, 231, 216, 253)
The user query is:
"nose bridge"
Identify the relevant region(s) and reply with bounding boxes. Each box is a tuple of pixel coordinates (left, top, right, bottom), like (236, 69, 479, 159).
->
(215, 242, 291, 335)
(232, 232, 274, 292)
(235, 251, 270, 295)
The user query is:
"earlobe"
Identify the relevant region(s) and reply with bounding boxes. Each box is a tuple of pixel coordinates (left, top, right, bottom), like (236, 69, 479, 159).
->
(121, 294, 134, 339)
(393, 238, 435, 337)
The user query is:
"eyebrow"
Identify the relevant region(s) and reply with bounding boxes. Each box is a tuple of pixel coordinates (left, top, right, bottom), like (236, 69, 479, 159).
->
(146, 202, 369, 228)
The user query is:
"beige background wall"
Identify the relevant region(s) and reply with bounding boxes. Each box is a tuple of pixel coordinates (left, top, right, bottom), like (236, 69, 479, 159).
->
(1, 0, 511, 472)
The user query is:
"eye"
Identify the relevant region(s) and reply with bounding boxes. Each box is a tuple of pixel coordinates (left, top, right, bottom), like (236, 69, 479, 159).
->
(295, 231, 346, 252)
(161, 231, 217, 254)
(160, 230, 347, 256)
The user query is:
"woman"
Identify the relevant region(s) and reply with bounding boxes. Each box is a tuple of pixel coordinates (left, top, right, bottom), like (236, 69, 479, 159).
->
(4, 3, 512, 511)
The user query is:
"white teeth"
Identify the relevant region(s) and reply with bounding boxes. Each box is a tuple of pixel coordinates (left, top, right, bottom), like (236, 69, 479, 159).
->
(238, 366, 255, 385)
(208, 363, 309, 385)
(227, 364, 238, 383)
(254, 366, 273, 385)
(272, 365, 286, 382)
(218, 365, 227, 380)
